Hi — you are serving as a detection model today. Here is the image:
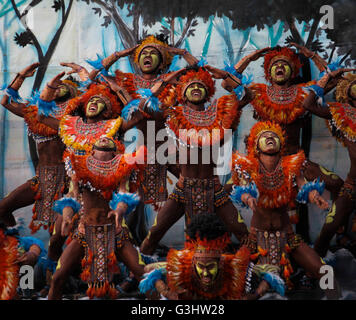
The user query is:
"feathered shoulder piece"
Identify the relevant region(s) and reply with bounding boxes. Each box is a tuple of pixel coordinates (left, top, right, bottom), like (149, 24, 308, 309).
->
(248, 83, 308, 124)
(282, 150, 306, 178)
(0, 229, 19, 300)
(59, 115, 122, 153)
(231, 151, 258, 185)
(67, 146, 145, 199)
(328, 102, 356, 143)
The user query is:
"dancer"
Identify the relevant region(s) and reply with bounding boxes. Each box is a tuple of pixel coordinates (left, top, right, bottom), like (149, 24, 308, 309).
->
(140, 65, 249, 255)
(303, 69, 356, 257)
(230, 121, 340, 299)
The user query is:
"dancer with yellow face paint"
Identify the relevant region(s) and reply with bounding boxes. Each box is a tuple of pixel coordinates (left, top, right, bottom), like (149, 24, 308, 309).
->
(230, 121, 340, 299)
(48, 137, 146, 300)
(223, 45, 345, 237)
(88, 35, 200, 246)
(303, 69, 356, 257)
(139, 214, 287, 300)
(140, 65, 250, 256)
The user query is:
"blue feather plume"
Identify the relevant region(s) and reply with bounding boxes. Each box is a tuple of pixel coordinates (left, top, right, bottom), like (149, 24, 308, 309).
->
(230, 182, 258, 208)
(109, 192, 140, 214)
(261, 272, 285, 296)
(0, 85, 24, 103)
(139, 268, 166, 294)
(296, 178, 325, 204)
(52, 197, 81, 215)
(121, 99, 140, 120)
(86, 54, 110, 77)
(167, 54, 181, 72)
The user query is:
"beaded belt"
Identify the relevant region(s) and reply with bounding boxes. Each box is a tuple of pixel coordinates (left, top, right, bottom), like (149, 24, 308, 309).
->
(168, 175, 229, 220)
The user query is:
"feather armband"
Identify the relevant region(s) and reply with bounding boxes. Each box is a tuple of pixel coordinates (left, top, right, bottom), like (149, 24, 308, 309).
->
(296, 178, 325, 204)
(230, 182, 258, 208)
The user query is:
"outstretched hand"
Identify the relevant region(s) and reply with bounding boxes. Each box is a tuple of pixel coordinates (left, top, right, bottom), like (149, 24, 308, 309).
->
(248, 47, 272, 62)
(289, 42, 328, 71)
(151, 68, 186, 96)
(115, 44, 140, 58)
(107, 205, 127, 232)
(48, 71, 66, 88)
(234, 47, 271, 73)
(60, 62, 88, 75)
(19, 62, 40, 78)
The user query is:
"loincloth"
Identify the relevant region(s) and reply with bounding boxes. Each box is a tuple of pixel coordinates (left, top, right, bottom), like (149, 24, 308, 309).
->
(29, 164, 67, 234)
(168, 175, 229, 219)
(247, 227, 303, 284)
(73, 222, 130, 299)
(141, 163, 168, 204)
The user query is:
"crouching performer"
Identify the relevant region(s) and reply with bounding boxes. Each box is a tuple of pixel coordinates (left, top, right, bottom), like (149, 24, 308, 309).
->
(230, 121, 340, 299)
(139, 214, 286, 300)
(48, 137, 146, 299)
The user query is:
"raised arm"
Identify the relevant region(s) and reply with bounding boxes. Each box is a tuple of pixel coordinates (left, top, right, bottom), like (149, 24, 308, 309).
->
(0, 62, 40, 117)
(289, 42, 328, 73)
(234, 47, 272, 74)
(205, 64, 253, 110)
(161, 45, 199, 66)
(88, 45, 139, 81)
(303, 68, 356, 119)
(36, 72, 67, 130)
(60, 62, 90, 82)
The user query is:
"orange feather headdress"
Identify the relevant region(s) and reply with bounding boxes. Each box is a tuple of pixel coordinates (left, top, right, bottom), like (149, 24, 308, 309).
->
(65, 82, 122, 118)
(264, 47, 302, 82)
(176, 67, 216, 105)
(247, 121, 285, 157)
(133, 35, 173, 69)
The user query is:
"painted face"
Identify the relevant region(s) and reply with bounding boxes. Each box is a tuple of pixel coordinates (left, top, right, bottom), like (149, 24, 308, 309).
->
(139, 46, 161, 73)
(194, 256, 219, 290)
(270, 60, 292, 84)
(94, 137, 116, 150)
(85, 97, 106, 118)
(257, 131, 281, 154)
(92, 137, 116, 161)
(56, 84, 69, 98)
(349, 83, 356, 100)
(185, 82, 207, 104)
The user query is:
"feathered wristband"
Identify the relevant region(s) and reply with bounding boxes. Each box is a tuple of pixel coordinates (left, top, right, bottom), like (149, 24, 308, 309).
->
(230, 182, 258, 208)
(296, 178, 325, 204)
(52, 197, 81, 215)
(109, 192, 140, 215)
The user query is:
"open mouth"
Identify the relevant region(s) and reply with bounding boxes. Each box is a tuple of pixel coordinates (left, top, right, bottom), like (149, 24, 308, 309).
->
(89, 105, 98, 112)
(143, 57, 152, 67)
(201, 277, 212, 285)
(191, 89, 202, 98)
(276, 69, 284, 76)
(266, 139, 275, 146)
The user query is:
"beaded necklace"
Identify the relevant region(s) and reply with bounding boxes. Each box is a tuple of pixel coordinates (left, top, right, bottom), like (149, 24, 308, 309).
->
(266, 85, 298, 104)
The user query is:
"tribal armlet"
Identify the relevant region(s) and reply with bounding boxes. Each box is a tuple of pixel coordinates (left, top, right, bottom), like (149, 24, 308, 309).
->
(230, 182, 258, 208)
(52, 197, 81, 215)
(296, 178, 325, 204)
(109, 192, 140, 214)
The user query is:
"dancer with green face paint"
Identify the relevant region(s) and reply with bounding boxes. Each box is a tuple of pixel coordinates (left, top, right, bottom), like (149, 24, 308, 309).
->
(223, 45, 345, 236)
(88, 35, 200, 246)
(139, 65, 250, 256)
